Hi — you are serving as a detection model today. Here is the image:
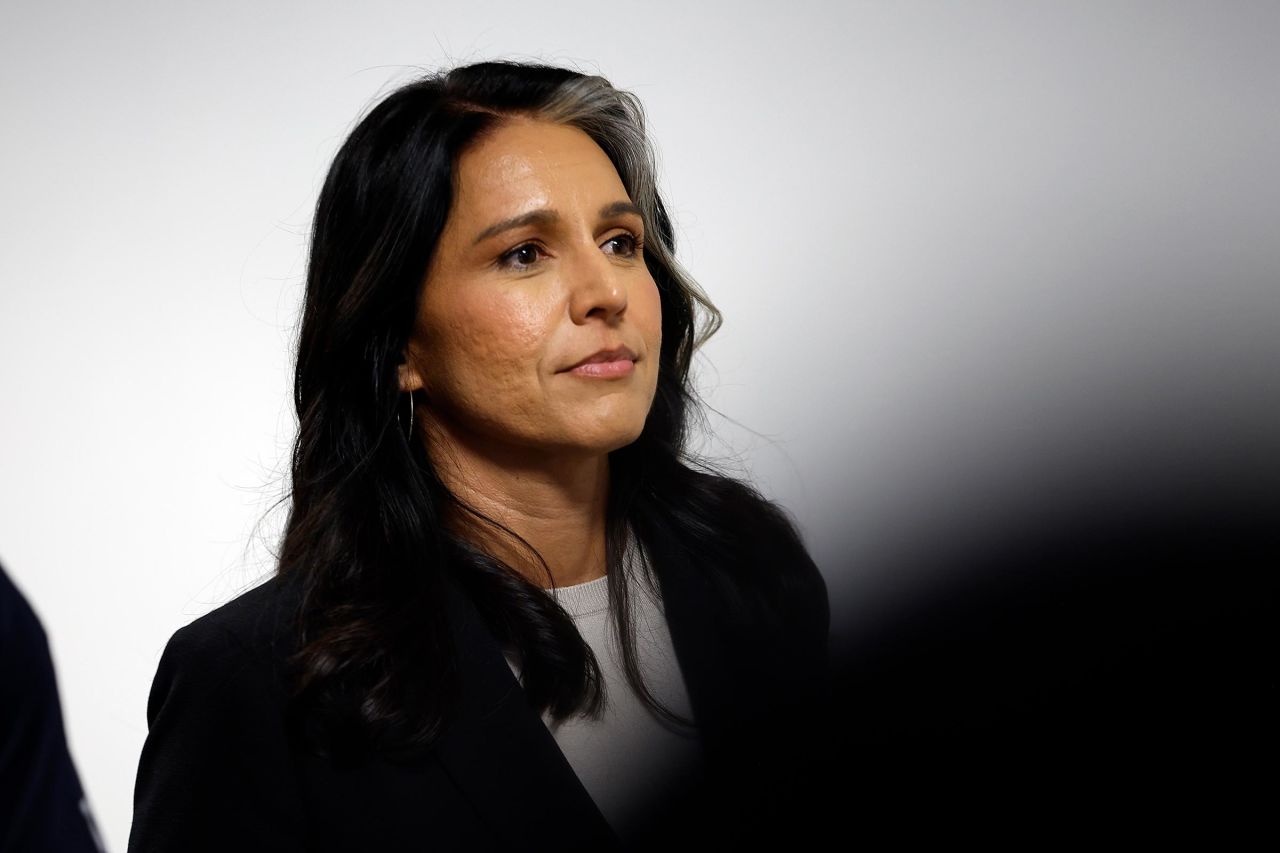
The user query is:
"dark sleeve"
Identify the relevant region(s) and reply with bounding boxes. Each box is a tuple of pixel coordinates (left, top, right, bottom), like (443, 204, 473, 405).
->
(0, 566, 105, 853)
(127, 619, 308, 852)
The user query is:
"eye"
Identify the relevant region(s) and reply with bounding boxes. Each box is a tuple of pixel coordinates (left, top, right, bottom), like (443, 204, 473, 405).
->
(603, 232, 644, 258)
(497, 241, 547, 272)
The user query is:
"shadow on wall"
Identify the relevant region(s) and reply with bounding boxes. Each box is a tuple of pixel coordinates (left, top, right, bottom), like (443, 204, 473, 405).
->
(814, 436, 1277, 841)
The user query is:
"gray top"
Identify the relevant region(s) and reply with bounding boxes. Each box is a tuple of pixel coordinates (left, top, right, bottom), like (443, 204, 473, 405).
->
(503, 536, 707, 844)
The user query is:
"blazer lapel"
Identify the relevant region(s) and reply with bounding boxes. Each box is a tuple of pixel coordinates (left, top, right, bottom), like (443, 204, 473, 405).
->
(430, 573, 625, 851)
(427, 529, 780, 848)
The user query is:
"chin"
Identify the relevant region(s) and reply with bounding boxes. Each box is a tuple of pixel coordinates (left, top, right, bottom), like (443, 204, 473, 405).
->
(570, 420, 648, 455)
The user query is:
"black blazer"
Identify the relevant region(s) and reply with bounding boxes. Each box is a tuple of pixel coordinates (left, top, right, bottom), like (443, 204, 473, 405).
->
(127, 517, 832, 852)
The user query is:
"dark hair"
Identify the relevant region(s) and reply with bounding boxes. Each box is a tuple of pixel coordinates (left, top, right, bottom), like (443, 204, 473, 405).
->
(278, 59, 804, 758)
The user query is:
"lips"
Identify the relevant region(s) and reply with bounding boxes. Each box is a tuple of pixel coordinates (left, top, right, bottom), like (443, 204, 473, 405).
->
(563, 344, 639, 372)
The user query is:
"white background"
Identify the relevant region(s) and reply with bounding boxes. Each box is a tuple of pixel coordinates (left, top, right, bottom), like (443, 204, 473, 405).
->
(2, 2, 1277, 849)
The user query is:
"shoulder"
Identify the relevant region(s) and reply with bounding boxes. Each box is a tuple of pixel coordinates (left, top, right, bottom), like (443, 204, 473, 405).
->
(1, 562, 50, 675)
(663, 467, 830, 650)
(162, 574, 296, 662)
(662, 470, 833, 745)
(147, 574, 300, 719)
(678, 467, 816, 552)
(132, 575, 311, 849)
(686, 468, 828, 603)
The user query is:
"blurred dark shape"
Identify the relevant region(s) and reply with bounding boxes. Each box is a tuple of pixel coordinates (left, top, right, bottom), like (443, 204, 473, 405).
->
(1, 561, 104, 852)
(820, 490, 1276, 842)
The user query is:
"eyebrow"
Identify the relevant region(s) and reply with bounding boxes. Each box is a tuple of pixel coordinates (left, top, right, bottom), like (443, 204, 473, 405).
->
(471, 201, 644, 246)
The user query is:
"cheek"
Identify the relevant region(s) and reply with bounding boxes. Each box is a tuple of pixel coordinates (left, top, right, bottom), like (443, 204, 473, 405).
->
(431, 294, 551, 403)
(639, 277, 664, 352)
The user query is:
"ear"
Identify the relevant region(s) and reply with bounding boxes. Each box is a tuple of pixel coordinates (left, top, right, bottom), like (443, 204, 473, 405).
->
(397, 358, 425, 393)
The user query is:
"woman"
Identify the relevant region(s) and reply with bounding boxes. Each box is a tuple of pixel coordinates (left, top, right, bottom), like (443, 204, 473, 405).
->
(128, 59, 831, 852)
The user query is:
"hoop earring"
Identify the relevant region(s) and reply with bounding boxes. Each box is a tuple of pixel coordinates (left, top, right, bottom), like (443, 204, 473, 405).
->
(407, 389, 415, 434)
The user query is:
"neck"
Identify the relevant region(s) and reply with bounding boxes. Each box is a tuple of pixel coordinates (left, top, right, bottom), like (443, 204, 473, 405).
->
(424, 418, 611, 589)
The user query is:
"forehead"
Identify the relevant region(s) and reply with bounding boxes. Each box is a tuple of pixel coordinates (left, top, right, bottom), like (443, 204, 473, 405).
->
(451, 118, 627, 216)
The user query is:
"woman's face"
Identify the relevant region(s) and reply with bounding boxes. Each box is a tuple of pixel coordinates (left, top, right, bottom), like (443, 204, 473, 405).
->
(400, 117, 663, 460)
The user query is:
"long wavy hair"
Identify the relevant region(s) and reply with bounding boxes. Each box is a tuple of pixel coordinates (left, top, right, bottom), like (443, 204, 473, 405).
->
(278, 59, 804, 759)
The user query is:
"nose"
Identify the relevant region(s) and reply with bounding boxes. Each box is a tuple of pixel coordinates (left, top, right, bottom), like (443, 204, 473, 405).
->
(565, 240, 628, 325)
